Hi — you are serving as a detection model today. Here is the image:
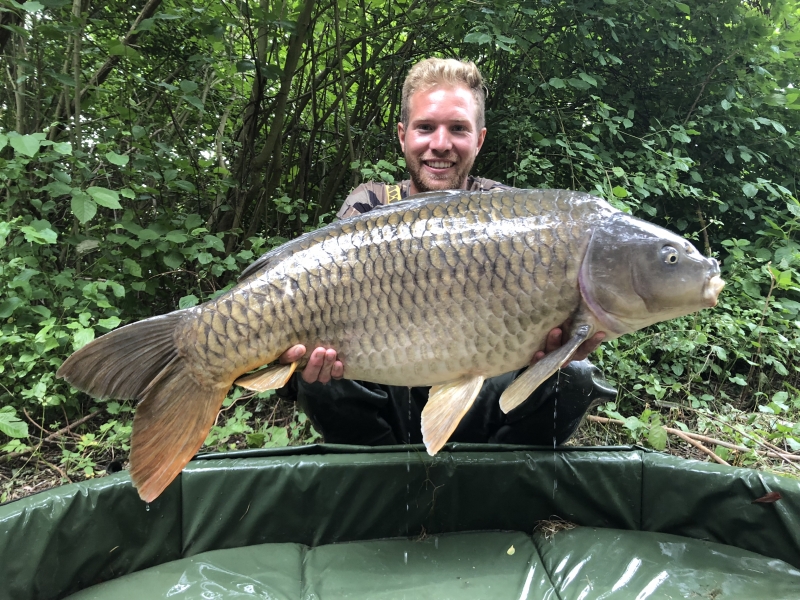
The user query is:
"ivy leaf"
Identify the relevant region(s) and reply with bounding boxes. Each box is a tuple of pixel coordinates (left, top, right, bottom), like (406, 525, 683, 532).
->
(105, 151, 129, 166)
(87, 186, 122, 209)
(9, 134, 41, 157)
(0, 406, 28, 439)
(71, 192, 97, 224)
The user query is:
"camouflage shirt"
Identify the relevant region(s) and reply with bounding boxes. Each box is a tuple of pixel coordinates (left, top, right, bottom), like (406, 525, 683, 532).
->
(337, 176, 509, 219)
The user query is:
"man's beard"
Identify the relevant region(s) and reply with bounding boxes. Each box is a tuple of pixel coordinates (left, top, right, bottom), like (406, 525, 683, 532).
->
(406, 154, 474, 193)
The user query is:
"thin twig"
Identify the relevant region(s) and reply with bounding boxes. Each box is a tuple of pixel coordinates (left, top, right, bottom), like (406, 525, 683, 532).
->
(37, 457, 72, 483)
(1, 410, 103, 462)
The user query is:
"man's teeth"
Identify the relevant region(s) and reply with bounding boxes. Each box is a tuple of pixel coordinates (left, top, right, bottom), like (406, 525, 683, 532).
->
(427, 161, 453, 168)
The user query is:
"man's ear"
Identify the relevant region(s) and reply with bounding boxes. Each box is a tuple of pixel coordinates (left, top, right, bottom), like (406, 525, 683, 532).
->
(476, 127, 487, 153)
(397, 122, 406, 152)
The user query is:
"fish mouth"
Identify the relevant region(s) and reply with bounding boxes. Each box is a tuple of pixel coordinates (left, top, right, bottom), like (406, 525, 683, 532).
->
(705, 275, 725, 307)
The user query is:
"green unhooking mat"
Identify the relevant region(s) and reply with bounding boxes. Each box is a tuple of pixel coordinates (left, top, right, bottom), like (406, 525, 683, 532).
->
(1, 445, 799, 599)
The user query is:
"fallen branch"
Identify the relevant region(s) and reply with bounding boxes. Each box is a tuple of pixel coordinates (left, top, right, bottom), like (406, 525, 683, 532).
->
(671, 428, 729, 466)
(588, 415, 733, 466)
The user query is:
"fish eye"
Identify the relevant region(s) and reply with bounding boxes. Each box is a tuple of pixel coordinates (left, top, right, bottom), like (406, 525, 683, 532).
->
(661, 246, 679, 264)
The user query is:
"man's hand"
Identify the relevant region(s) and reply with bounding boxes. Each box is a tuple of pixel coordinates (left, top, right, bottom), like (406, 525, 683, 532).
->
(530, 325, 605, 366)
(279, 345, 344, 384)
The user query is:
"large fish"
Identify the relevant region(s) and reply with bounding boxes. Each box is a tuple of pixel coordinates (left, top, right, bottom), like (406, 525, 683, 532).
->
(58, 188, 724, 501)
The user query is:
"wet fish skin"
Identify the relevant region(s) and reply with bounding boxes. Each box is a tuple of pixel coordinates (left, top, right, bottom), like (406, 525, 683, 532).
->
(178, 189, 610, 388)
(57, 188, 722, 502)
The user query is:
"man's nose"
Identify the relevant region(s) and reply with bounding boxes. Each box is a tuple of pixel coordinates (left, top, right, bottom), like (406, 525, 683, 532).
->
(429, 126, 452, 151)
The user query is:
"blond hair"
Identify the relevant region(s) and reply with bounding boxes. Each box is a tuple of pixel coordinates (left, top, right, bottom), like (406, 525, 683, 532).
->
(400, 58, 486, 130)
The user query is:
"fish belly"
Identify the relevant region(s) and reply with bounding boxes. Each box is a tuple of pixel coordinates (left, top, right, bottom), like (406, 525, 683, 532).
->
(186, 189, 609, 386)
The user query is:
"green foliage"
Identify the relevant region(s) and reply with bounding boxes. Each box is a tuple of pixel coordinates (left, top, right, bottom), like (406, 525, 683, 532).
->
(0, 0, 798, 480)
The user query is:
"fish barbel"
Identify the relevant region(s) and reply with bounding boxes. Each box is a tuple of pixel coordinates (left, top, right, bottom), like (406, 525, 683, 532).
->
(58, 188, 724, 501)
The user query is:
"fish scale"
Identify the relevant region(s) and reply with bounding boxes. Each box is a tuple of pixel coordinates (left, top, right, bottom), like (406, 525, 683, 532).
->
(58, 188, 724, 502)
(179, 189, 603, 388)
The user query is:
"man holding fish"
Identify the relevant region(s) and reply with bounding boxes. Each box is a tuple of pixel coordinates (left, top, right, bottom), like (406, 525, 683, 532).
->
(58, 57, 723, 502)
(277, 58, 614, 447)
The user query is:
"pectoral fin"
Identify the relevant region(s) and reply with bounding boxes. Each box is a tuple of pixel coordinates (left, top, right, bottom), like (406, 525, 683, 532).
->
(235, 362, 298, 392)
(421, 374, 485, 456)
(499, 325, 591, 414)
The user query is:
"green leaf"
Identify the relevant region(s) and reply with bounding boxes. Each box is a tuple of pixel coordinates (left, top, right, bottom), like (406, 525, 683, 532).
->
(163, 251, 184, 269)
(611, 167, 625, 178)
(44, 181, 73, 197)
(9, 134, 41, 157)
(612, 186, 628, 198)
(76, 239, 100, 254)
(109, 43, 141, 60)
(21, 1, 44, 13)
(97, 316, 121, 330)
(72, 327, 95, 350)
(87, 186, 122, 209)
(675, 2, 690, 14)
(123, 258, 142, 277)
(71, 192, 97, 224)
(105, 151, 129, 166)
(742, 183, 758, 198)
(464, 32, 492, 45)
(120, 188, 135, 199)
(179, 294, 199, 309)
(53, 142, 72, 154)
(548, 77, 565, 89)
(180, 80, 198, 93)
(0, 297, 23, 318)
(236, 60, 255, 72)
(165, 230, 189, 243)
(648, 424, 668, 450)
(721, 99, 731, 110)
(183, 95, 205, 111)
(578, 72, 598, 86)
(0, 407, 28, 439)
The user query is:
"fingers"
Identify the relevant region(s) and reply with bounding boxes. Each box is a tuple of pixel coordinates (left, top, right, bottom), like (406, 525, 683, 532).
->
(529, 328, 606, 366)
(569, 332, 606, 363)
(530, 327, 563, 365)
(279, 344, 306, 364)
(301, 347, 343, 384)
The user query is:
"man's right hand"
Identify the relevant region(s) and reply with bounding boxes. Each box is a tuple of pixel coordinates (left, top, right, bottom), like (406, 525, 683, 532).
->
(279, 345, 344, 384)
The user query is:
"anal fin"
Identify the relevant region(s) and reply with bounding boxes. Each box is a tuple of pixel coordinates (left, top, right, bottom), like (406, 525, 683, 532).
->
(499, 325, 591, 414)
(421, 375, 485, 456)
(235, 362, 297, 392)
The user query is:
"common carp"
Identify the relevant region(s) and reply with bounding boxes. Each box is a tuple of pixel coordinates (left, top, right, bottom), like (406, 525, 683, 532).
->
(58, 188, 724, 501)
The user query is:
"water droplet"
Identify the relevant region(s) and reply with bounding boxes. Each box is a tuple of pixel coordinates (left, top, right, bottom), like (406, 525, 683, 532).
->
(145, 504, 150, 512)
(404, 551, 408, 565)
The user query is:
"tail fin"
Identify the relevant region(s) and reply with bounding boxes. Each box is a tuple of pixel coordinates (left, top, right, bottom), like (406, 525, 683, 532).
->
(57, 311, 229, 502)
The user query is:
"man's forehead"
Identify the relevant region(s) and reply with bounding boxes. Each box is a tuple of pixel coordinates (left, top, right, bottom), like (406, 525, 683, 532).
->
(408, 84, 478, 120)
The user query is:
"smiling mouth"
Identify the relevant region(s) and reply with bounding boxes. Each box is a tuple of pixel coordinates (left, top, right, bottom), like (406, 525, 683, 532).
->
(424, 160, 455, 169)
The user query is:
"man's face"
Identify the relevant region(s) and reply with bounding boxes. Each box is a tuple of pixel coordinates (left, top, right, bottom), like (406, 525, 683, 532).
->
(398, 84, 487, 195)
